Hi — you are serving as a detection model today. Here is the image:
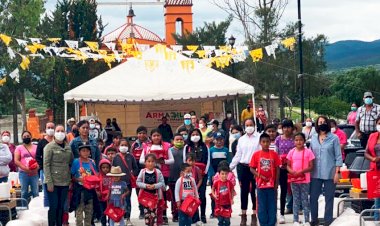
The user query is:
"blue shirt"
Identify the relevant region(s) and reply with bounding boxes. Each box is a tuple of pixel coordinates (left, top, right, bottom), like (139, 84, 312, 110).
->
(310, 133, 343, 180)
(109, 180, 128, 208)
(70, 158, 98, 185)
(209, 146, 230, 172)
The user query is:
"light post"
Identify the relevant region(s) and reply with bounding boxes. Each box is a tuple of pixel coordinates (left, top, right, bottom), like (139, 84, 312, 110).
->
(228, 35, 236, 78)
(297, 0, 305, 122)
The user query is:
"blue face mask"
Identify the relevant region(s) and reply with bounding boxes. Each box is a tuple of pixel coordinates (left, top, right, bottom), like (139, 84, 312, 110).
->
(184, 119, 191, 125)
(232, 133, 241, 140)
(365, 97, 373, 105)
(182, 134, 188, 140)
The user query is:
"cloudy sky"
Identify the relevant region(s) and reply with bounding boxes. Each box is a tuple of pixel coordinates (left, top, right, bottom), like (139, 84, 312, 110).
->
(45, 0, 380, 43)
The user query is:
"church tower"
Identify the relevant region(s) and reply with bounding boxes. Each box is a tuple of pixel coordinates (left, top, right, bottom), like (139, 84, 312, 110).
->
(164, 0, 193, 45)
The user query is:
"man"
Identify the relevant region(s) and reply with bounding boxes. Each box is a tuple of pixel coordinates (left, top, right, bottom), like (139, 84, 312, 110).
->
(88, 118, 100, 140)
(176, 113, 195, 133)
(36, 121, 55, 207)
(256, 104, 268, 129)
(222, 110, 237, 132)
(66, 117, 75, 133)
(158, 116, 174, 142)
(206, 120, 225, 147)
(355, 91, 380, 148)
(241, 104, 254, 123)
(191, 114, 198, 128)
(112, 118, 122, 132)
(104, 118, 116, 146)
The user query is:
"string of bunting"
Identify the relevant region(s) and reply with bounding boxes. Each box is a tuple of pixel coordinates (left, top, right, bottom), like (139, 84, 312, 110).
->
(0, 32, 297, 84)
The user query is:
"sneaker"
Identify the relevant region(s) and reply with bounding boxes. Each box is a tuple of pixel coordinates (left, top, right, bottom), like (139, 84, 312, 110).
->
(201, 216, 207, 223)
(126, 219, 134, 226)
(285, 209, 293, 214)
(196, 221, 203, 226)
(293, 222, 301, 226)
(139, 213, 144, 219)
(279, 215, 286, 224)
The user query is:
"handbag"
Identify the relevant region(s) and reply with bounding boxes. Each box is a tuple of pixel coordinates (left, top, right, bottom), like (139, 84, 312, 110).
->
(179, 177, 201, 217)
(118, 153, 137, 188)
(287, 149, 306, 183)
(214, 181, 233, 218)
(24, 145, 38, 170)
(138, 169, 159, 209)
(104, 203, 125, 222)
(256, 151, 275, 189)
(80, 159, 100, 190)
(367, 170, 380, 199)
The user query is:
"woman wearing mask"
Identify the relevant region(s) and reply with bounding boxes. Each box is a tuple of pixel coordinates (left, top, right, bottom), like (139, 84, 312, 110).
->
(302, 118, 316, 142)
(309, 116, 342, 226)
(183, 129, 210, 223)
(14, 131, 39, 201)
(1, 131, 17, 172)
(0, 138, 12, 183)
(230, 118, 261, 226)
(347, 103, 358, 125)
(198, 118, 211, 143)
(44, 125, 73, 226)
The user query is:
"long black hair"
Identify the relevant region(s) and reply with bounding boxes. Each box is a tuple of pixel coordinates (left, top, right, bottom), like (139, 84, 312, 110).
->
(186, 128, 206, 148)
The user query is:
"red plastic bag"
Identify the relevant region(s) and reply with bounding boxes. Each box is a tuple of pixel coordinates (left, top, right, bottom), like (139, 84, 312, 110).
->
(180, 195, 201, 217)
(367, 171, 380, 199)
(83, 175, 101, 190)
(28, 159, 38, 170)
(215, 206, 232, 218)
(138, 189, 158, 209)
(104, 204, 125, 223)
(195, 163, 206, 175)
(166, 187, 173, 202)
(130, 174, 137, 188)
(287, 173, 306, 183)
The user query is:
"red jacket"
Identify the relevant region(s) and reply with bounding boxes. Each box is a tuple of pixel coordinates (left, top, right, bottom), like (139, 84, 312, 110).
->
(367, 131, 380, 170)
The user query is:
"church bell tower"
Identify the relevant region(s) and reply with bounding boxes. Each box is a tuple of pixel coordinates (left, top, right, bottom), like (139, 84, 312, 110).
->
(164, 0, 193, 45)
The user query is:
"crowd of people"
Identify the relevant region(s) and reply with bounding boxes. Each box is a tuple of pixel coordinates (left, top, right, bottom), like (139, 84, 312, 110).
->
(0, 91, 379, 226)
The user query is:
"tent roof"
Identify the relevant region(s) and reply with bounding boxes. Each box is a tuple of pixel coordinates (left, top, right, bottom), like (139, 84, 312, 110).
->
(64, 46, 254, 104)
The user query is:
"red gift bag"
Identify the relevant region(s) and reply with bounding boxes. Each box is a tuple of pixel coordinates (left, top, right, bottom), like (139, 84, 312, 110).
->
(179, 177, 200, 217)
(104, 204, 125, 223)
(138, 189, 158, 209)
(367, 171, 380, 199)
(28, 159, 38, 170)
(80, 159, 100, 190)
(195, 163, 207, 175)
(215, 206, 232, 218)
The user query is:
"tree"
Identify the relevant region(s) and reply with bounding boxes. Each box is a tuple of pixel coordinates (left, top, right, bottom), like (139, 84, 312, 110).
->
(310, 96, 348, 119)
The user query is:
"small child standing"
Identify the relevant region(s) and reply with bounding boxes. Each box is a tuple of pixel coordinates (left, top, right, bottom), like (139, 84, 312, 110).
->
(287, 133, 315, 226)
(175, 163, 199, 226)
(212, 164, 235, 226)
(250, 133, 281, 226)
(107, 166, 129, 226)
(185, 153, 203, 224)
(97, 159, 112, 226)
(137, 154, 165, 226)
(213, 161, 236, 190)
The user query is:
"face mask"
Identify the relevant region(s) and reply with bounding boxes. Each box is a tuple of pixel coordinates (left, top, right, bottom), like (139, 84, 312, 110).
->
(207, 125, 213, 130)
(54, 132, 66, 141)
(377, 125, 380, 132)
(190, 135, 201, 143)
(46, 128, 55, 136)
(318, 123, 329, 132)
(95, 125, 101, 130)
(305, 121, 312, 127)
(182, 134, 188, 140)
(245, 126, 255, 134)
(277, 129, 283, 135)
(199, 124, 205, 129)
(23, 137, 31, 144)
(2, 136, 10, 143)
(232, 133, 241, 140)
(258, 108, 263, 111)
(185, 173, 192, 178)
(227, 113, 232, 118)
(351, 107, 357, 111)
(365, 97, 373, 105)
(331, 127, 336, 133)
(184, 119, 191, 125)
(119, 146, 129, 153)
(174, 141, 184, 149)
(89, 123, 95, 129)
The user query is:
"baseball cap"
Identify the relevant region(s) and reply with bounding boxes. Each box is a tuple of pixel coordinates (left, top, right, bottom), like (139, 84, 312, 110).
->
(214, 131, 225, 139)
(184, 113, 191, 119)
(89, 118, 95, 123)
(364, 91, 373, 98)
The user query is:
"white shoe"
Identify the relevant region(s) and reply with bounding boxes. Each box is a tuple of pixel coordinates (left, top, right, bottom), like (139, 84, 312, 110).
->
(126, 219, 134, 226)
(279, 215, 286, 224)
(195, 221, 203, 226)
(293, 222, 301, 226)
(303, 223, 311, 226)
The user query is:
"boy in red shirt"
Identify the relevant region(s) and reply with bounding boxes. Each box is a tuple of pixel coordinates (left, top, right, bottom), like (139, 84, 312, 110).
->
(250, 133, 281, 226)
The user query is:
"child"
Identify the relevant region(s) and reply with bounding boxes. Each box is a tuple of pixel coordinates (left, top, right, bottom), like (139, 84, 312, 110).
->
(287, 133, 315, 226)
(107, 166, 129, 226)
(175, 163, 199, 226)
(98, 159, 112, 226)
(105, 134, 121, 153)
(178, 127, 189, 143)
(169, 133, 186, 222)
(264, 124, 279, 152)
(212, 164, 235, 226)
(106, 147, 117, 163)
(70, 144, 98, 226)
(140, 129, 174, 224)
(137, 154, 165, 226)
(112, 139, 138, 226)
(213, 161, 236, 188)
(131, 126, 151, 219)
(185, 153, 203, 224)
(250, 133, 281, 226)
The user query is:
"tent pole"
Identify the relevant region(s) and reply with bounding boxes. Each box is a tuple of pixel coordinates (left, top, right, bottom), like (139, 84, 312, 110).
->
(64, 101, 68, 131)
(222, 101, 226, 120)
(232, 99, 236, 123)
(235, 97, 239, 125)
(252, 93, 257, 130)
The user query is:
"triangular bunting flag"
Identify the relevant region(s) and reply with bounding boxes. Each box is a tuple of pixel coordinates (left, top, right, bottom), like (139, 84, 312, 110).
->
(65, 40, 79, 49)
(16, 38, 28, 47)
(0, 34, 12, 46)
(9, 68, 20, 83)
(249, 48, 263, 62)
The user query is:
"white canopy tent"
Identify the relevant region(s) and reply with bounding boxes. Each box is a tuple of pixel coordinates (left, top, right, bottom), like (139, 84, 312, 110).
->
(63, 45, 255, 132)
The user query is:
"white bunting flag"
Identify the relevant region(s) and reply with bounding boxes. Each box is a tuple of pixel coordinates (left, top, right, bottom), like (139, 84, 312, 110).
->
(65, 40, 79, 49)
(9, 68, 20, 83)
(103, 42, 116, 51)
(7, 47, 16, 59)
(15, 38, 28, 47)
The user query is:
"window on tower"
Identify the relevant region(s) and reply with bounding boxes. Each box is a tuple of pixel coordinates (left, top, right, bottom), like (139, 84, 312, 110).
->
(175, 18, 183, 36)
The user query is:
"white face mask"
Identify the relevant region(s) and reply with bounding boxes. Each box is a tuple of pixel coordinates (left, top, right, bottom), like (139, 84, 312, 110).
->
(190, 135, 201, 143)
(305, 121, 312, 127)
(245, 126, 255, 134)
(377, 125, 380, 132)
(199, 124, 205, 129)
(227, 113, 232, 118)
(54, 132, 66, 142)
(331, 127, 336, 133)
(95, 125, 101, 130)
(120, 146, 129, 153)
(46, 128, 55, 136)
(277, 129, 283, 135)
(89, 123, 95, 129)
(2, 136, 10, 143)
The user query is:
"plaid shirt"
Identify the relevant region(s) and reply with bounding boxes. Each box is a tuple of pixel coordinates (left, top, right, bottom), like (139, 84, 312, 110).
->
(356, 104, 380, 133)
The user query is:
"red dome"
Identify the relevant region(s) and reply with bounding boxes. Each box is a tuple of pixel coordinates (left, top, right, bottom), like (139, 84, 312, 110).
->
(102, 23, 163, 43)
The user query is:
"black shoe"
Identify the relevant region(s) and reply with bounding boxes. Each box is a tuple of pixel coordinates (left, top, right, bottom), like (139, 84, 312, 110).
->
(163, 216, 169, 224)
(139, 213, 144, 219)
(210, 213, 215, 219)
(201, 216, 207, 223)
(173, 217, 178, 222)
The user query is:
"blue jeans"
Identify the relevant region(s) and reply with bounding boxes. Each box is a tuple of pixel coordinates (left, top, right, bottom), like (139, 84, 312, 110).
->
(291, 183, 310, 223)
(19, 171, 39, 202)
(0, 176, 8, 183)
(257, 188, 277, 226)
(218, 216, 231, 226)
(124, 184, 132, 218)
(109, 217, 125, 226)
(40, 170, 49, 207)
(178, 210, 192, 226)
(374, 198, 380, 220)
(310, 178, 336, 225)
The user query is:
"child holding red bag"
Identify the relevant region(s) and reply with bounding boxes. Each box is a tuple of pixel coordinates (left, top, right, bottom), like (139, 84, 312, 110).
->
(137, 154, 165, 226)
(97, 159, 112, 226)
(175, 163, 199, 226)
(212, 164, 235, 226)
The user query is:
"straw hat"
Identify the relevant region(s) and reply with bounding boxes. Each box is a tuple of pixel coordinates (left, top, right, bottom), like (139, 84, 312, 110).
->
(107, 166, 126, 177)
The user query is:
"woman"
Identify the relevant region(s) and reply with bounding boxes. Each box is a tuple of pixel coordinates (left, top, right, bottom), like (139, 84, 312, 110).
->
(183, 128, 210, 224)
(14, 131, 39, 201)
(230, 118, 261, 226)
(309, 116, 342, 226)
(0, 140, 12, 183)
(347, 103, 358, 125)
(198, 118, 211, 143)
(364, 116, 380, 220)
(44, 125, 74, 226)
(302, 118, 316, 142)
(1, 131, 17, 172)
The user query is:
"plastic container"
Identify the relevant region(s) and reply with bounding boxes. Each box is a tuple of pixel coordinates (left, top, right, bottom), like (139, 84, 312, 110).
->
(351, 178, 361, 189)
(341, 163, 349, 179)
(0, 182, 10, 200)
(360, 173, 367, 190)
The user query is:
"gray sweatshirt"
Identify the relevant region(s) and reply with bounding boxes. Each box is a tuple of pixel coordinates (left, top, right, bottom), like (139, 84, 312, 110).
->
(0, 144, 12, 178)
(175, 176, 199, 202)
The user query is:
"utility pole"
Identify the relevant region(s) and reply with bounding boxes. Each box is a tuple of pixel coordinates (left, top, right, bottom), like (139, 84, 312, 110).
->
(297, 0, 305, 122)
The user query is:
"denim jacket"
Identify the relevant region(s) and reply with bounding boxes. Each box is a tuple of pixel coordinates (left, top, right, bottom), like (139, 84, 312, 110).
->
(70, 137, 101, 167)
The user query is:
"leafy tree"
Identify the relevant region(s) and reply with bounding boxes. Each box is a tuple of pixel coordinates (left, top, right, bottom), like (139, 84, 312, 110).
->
(310, 96, 349, 119)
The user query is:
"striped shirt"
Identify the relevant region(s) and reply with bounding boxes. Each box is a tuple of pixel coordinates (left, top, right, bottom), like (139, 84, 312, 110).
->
(356, 104, 380, 133)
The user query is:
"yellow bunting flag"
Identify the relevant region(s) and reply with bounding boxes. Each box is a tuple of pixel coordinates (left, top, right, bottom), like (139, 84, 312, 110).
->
(0, 34, 12, 46)
(85, 41, 99, 52)
(154, 44, 166, 54)
(145, 60, 159, 71)
(164, 50, 176, 60)
(186, 45, 198, 52)
(195, 50, 206, 59)
(180, 60, 195, 71)
(47, 38, 61, 43)
(0, 77, 6, 86)
(19, 54, 30, 70)
(249, 48, 263, 62)
(26, 45, 38, 54)
(102, 54, 116, 69)
(219, 45, 231, 52)
(281, 37, 296, 51)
